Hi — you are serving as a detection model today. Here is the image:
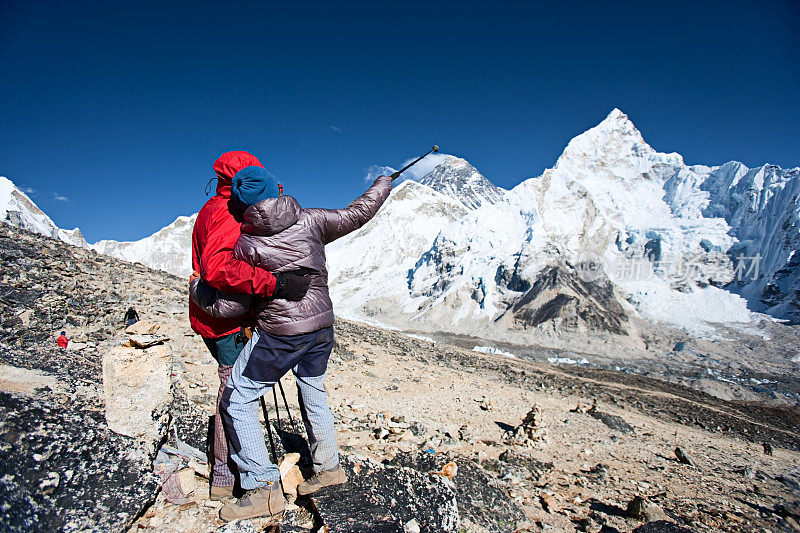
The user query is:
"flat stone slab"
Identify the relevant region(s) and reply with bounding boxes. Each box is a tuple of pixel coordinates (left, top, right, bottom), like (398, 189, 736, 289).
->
(103, 344, 172, 443)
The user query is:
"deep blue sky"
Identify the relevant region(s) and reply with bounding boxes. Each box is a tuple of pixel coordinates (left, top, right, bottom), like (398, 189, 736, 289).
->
(1, 1, 798, 242)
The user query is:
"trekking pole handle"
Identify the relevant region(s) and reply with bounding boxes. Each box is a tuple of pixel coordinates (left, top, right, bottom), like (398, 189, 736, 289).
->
(390, 145, 439, 181)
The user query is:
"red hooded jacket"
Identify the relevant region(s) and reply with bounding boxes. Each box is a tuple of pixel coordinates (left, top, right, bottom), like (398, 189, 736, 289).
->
(56, 334, 69, 349)
(189, 151, 277, 338)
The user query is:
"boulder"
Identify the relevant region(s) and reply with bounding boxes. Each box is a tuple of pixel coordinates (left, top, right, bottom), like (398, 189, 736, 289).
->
(310, 454, 460, 531)
(388, 451, 526, 532)
(125, 320, 163, 335)
(102, 344, 172, 446)
(627, 496, 670, 522)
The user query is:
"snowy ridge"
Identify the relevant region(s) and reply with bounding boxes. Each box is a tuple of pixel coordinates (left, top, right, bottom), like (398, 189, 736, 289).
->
(0, 176, 88, 247)
(92, 214, 197, 278)
(0, 175, 194, 277)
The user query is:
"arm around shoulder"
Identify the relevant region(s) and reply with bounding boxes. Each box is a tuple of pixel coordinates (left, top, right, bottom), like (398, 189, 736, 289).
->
(189, 278, 253, 319)
(200, 208, 277, 296)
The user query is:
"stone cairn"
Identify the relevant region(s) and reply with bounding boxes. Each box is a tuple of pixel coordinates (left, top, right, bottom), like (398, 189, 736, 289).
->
(504, 404, 548, 448)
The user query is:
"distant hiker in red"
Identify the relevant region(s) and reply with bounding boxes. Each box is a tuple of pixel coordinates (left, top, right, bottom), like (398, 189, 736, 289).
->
(189, 150, 310, 501)
(56, 331, 69, 350)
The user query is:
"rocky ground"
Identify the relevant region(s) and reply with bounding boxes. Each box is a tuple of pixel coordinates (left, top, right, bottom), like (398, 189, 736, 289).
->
(1, 222, 799, 532)
(400, 307, 800, 408)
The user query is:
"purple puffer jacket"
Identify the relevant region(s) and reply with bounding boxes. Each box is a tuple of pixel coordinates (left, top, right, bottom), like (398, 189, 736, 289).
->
(191, 177, 391, 335)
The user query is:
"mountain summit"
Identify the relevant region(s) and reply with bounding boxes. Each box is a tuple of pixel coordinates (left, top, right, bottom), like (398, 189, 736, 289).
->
(418, 158, 506, 210)
(0, 176, 87, 247)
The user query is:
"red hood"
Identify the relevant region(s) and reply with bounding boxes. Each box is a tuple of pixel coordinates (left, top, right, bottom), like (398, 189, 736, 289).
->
(212, 151, 264, 197)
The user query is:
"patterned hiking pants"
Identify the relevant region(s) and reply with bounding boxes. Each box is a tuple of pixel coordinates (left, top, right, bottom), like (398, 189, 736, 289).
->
(220, 326, 339, 490)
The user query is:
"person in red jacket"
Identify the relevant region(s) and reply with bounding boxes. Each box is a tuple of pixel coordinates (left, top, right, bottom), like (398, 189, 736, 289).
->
(56, 331, 69, 350)
(190, 150, 309, 500)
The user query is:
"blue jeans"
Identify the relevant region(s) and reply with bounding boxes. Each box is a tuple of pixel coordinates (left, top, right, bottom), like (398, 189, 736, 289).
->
(220, 326, 339, 490)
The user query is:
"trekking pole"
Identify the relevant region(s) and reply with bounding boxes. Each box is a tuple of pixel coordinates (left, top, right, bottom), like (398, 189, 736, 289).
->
(390, 145, 439, 181)
(259, 395, 287, 494)
(272, 387, 282, 430)
(259, 396, 278, 464)
(276, 380, 298, 434)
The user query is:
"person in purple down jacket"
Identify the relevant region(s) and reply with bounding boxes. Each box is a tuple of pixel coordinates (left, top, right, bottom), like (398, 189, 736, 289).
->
(190, 166, 391, 522)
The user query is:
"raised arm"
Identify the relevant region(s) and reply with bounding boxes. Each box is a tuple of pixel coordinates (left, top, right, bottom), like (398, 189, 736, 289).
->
(311, 176, 392, 244)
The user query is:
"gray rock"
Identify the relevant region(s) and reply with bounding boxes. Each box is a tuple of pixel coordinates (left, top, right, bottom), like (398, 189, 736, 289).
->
(0, 391, 160, 532)
(627, 496, 669, 522)
(214, 520, 259, 532)
(674, 447, 695, 467)
(632, 521, 693, 532)
(310, 454, 459, 532)
(588, 406, 633, 434)
(499, 449, 554, 473)
(388, 451, 526, 532)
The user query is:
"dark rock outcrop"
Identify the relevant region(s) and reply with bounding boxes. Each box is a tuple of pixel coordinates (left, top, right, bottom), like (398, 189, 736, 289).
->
(387, 451, 526, 532)
(0, 390, 160, 532)
(588, 406, 634, 434)
(507, 263, 630, 335)
(310, 454, 459, 532)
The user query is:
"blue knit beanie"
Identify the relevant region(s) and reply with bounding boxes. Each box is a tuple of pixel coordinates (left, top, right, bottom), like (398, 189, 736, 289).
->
(231, 166, 281, 207)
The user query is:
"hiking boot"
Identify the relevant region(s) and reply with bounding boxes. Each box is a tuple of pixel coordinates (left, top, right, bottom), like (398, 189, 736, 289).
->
(297, 464, 347, 496)
(209, 484, 234, 501)
(219, 482, 285, 522)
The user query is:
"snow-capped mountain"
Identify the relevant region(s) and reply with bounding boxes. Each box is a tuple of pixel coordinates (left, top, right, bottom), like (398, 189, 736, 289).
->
(329, 109, 800, 336)
(92, 215, 196, 278)
(0, 176, 88, 248)
(418, 157, 506, 210)
(327, 179, 470, 320)
(0, 175, 194, 277)
(4, 109, 798, 337)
